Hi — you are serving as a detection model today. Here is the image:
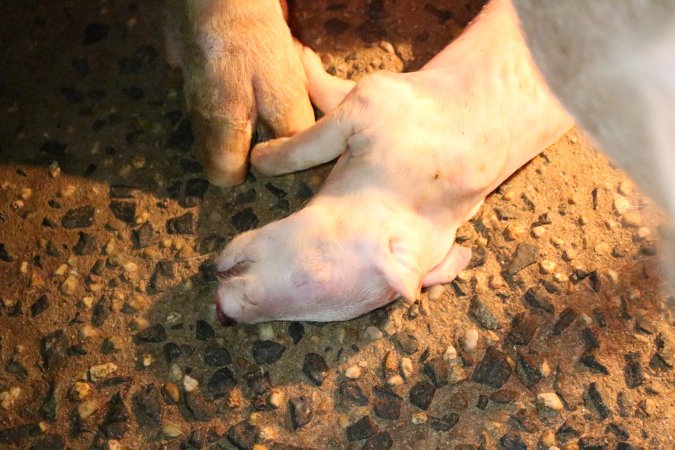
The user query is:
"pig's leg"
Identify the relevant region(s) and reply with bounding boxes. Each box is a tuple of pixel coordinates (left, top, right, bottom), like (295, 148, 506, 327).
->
(512, 0, 675, 217)
(422, 245, 472, 287)
(167, 0, 314, 186)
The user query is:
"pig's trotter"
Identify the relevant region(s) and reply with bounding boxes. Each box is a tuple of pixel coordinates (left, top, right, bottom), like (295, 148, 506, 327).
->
(190, 111, 253, 187)
(422, 245, 472, 287)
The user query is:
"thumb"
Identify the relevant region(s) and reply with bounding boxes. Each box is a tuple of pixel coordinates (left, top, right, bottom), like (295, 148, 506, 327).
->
(301, 46, 356, 113)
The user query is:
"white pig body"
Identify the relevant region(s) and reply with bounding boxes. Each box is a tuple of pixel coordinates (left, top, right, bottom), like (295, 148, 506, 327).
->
(215, 14, 573, 323)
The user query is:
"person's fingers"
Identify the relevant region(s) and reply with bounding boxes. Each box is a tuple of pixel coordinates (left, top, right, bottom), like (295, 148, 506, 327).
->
(251, 109, 353, 176)
(301, 46, 356, 113)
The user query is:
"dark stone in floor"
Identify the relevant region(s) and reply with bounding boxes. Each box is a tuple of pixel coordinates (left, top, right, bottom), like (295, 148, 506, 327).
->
(288, 322, 305, 344)
(373, 386, 401, 420)
(149, 260, 176, 293)
(203, 345, 232, 367)
(207, 368, 237, 398)
(227, 420, 260, 450)
(101, 392, 129, 439)
(252, 340, 286, 365)
(182, 178, 209, 207)
(109, 200, 137, 223)
(523, 286, 554, 313)
(184, 391, 215, 422)
(471, 346, 512, 388)
(73, 231, 97, 255)
(346, 415, 378, 441)
(289, 396, 313, 429)
(409, 381, 436, 410)
(40, 381, 58, 422)
(132, 222, 154, 248)
(91, 296, 111, 328)
(61, 206, 95, 228)
(585, 382, 610, 419)
(195, 320, 215, 341)
(500, 432, 527, 450)
(166, 212, 194, 234)
(579, 351, 609, 375)
(83, 22, 110, 45)
(244, 370, 271, 395)
(6, 359, 28, 381)
(337, 380, 369, 407)
(31, 295, 49, 317)
(469, 296, 501, 330)
(302, 353, 329, 386)
(132, 384, 162, 429)
(360, 431, 393, 450)
(582, 327, 601, 350)
(40, 330, 69, 371)
(162, 342, 182, 363)
(393, 332, 419, 355)
(506, 243, 540, 275)
(135, 324, 167, 343)
(423, 357, 449, 388)
(295, 182, 313, 200)
(506, 312, 540, 346)
(429, 413, 459, 432)
(514, 351, 542, 387)
(0, 243, 14, 262)
(578, 436, 608, 450)
(623, 352, 644, 388)
(231, 208, 259, 233)
(552, 307, 579, 335)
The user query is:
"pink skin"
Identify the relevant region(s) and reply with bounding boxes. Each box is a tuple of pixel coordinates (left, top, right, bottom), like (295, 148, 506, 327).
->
(215, 0, 573, 324)
(164, 0, 313, 187)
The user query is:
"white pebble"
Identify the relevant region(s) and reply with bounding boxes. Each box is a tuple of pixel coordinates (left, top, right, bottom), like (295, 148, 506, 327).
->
(537, 392, 564, 411)
(268, 389, 285, 408)
(107, 440, 122, 450)
(89, 363, 117, 381)
(618, 180, 632, 196)
(258, 323, 275, 341)
(162, 424, 183, 438)
(165, 311, 182, 326)
(531, 226, 546, 238)
(562, 248, 576, 261)
(539, 260, 557, 274)
(345, 365, 362, 379)
(427, 284, 444, 301)
(365, 326, 383, 341)
(77, 400, 98, 419)
(0, 387, 21, 410)
(168, 363, 183, 382)
(386, 375, 404, 386)
(613, 195, 631, 214)
(183, 374, 199, 392)
(540, 359, 552, 377)
(400, 357, 413, 379)
(411, 412, 428, 424)
(335, 327, 346, 344)
(463, 328, 479, 352)
(443, 345, 458, 362)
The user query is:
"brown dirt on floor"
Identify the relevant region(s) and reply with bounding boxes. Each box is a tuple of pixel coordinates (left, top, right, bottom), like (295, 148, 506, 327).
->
(0, 1, 673, 449)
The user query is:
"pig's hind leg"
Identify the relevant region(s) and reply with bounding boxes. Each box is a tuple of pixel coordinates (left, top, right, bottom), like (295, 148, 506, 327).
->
(422, 245, 472, 287)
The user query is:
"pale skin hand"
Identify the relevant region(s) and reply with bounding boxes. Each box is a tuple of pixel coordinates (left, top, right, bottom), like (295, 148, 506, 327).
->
(251, 0, 573, 224)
